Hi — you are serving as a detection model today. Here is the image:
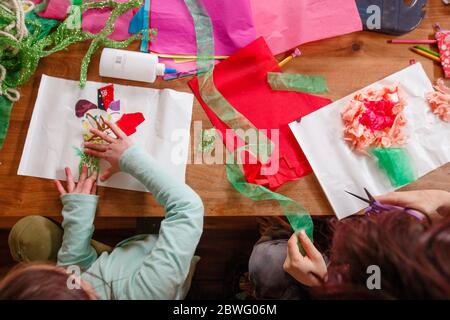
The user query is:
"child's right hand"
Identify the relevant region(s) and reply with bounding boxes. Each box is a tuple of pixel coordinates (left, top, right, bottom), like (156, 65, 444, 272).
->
(377, 190, 450, 217)
(84, 120, 134, 181)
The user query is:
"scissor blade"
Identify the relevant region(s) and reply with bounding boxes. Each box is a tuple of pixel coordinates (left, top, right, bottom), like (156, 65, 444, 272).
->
(345, 190, 371, 204)
(364, 188, 376, 202)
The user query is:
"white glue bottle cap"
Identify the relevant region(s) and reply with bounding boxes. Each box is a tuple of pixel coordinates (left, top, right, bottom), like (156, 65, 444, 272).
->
(156, 63, 166, 77)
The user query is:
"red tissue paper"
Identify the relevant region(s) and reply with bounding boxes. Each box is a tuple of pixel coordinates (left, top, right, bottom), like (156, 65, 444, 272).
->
(115, 112, 145, 136)
(189, 37, 331, 190)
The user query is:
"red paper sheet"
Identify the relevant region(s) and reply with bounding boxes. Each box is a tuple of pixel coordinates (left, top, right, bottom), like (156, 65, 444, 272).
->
(115, 112, 145, 136)
(189, 38, 331, 190)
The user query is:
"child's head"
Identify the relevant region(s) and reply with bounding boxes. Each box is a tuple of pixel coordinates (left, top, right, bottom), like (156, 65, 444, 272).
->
(0, 263, 96, 300)
(319, 211, 450, 299)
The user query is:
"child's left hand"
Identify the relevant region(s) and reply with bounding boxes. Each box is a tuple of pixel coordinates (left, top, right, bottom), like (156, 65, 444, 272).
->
(54, 165, 98, 196)
(283, 230, 327, 287)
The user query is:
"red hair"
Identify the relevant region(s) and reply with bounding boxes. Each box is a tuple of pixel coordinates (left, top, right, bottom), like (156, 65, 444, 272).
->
(317, 212, 450, 299)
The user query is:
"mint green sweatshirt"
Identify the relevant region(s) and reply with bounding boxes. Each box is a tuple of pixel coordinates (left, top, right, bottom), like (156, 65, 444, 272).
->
(56, 145, 204, 300)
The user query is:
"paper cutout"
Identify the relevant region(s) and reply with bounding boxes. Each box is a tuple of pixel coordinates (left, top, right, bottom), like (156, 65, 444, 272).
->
(75, 99, 97, 118)
(289, 63, 450, 219)
(115, 112, 145, 136)
(98, 84, 114, 110)
(189, 38, 331, 190)
(435, 29, 450, 78)
(268, 72, 328, 94)
(370, 148, 416, 188)
(108, 100, 121, 112)
(250, 0, 363, 55)
(149, 0, 257, 55)
(426, 78, 450, 122)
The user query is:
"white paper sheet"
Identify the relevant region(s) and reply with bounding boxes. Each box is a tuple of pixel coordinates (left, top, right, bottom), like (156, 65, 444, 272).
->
(289, 63, 450, 219)
(18, 75, 194, 192)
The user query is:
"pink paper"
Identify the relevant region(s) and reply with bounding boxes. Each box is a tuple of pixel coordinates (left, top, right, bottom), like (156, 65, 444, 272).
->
(150, 0, 257, 55)
(82, 0, 138, 41)
(33, 0, 70, 20)
(250, 0, 363, 55)
(33, 0, 137, 41)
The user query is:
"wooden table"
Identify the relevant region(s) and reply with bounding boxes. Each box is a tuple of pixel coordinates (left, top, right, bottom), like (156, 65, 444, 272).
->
(0, 0, 449, 218)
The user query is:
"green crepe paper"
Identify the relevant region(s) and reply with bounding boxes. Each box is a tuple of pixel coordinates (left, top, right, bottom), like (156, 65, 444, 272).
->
(25, 11, 60, 40)
(0, 96, 13, 147)
(185, 0, 314, 243)
(0, 0, 151, 149)
(370, 147, 416, 188)
(268, 72, 328, 94)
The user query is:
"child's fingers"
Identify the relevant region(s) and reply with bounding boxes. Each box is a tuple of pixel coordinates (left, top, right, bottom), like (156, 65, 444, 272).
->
(84, 148, 107, 159)
(90, 128, 116, 144)
(105, 120, 127, 139)
(298, 230, 322, 262)
(287, 233, 304, 263)
(91, 182, 97, 195)
(81, 170, 98, 194)
(84, 142, 108, 152)
(65, 167, 75, 193)
(100, 167, 116, 181)
(79, 165, 88, 184)
(54, 180, 67, 196)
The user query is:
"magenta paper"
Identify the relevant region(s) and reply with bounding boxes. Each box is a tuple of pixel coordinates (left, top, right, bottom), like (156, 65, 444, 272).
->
(150, 0, 257, 55)
(32, 0, 137, 41)
(250, 0, 363, 55)
(81, 0, 137, 41)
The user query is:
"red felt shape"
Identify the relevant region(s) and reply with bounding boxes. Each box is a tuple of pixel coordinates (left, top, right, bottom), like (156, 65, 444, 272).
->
(188, 37, 331, 190)
(99, 84, 115, 110)
(115, 112, 145, 136)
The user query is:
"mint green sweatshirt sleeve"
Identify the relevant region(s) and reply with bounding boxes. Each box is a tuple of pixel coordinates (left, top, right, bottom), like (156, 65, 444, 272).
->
(117, 145, 204, 299)
(57, 194, 98, 269)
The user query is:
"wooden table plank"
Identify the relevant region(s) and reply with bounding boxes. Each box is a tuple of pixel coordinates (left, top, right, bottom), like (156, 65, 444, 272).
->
(0, 0, 449, 217)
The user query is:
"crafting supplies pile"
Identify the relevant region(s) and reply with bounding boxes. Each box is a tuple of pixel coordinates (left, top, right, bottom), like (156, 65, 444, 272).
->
(4, 1, 450, 237)
(0, 0, 149, 147)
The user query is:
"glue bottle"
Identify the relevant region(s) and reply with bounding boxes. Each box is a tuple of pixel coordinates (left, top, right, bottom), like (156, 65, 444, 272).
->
(99, 48, 177, 83)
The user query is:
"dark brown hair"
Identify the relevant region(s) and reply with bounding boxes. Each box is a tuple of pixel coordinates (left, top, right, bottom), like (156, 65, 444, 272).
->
(317, 211, 450, 299)
(0, 263, 94, 300)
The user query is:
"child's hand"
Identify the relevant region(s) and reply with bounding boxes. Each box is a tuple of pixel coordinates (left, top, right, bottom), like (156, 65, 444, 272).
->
(54, 166, 97, 196)
(83, 120, 133, 181)
(377, 190, 450, 217)
(283, 230, 327, 287)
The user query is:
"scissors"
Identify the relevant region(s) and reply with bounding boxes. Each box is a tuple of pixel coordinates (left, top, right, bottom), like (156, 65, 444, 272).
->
(345, 188, 426, 221)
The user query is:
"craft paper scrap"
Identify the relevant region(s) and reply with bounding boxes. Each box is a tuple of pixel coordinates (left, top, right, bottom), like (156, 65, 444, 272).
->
(250, 0, 363, 55)
(268, 72, 328, 94)
(149, 0, 257, 55)
(18, 75, 194, 192)
(116, 112, 145, 136)
(289, 63, 450, 219)
(32, 0, 138, 40)
(189, 38, 331, 190)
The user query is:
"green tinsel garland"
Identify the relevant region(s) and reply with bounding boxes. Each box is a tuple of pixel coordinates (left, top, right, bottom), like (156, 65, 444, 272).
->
(0, 0, 157, 149)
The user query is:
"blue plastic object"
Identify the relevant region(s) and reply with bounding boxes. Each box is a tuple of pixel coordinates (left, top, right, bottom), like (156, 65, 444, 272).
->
(356, 0, 427, 35)
(164, 67, 178, 74)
